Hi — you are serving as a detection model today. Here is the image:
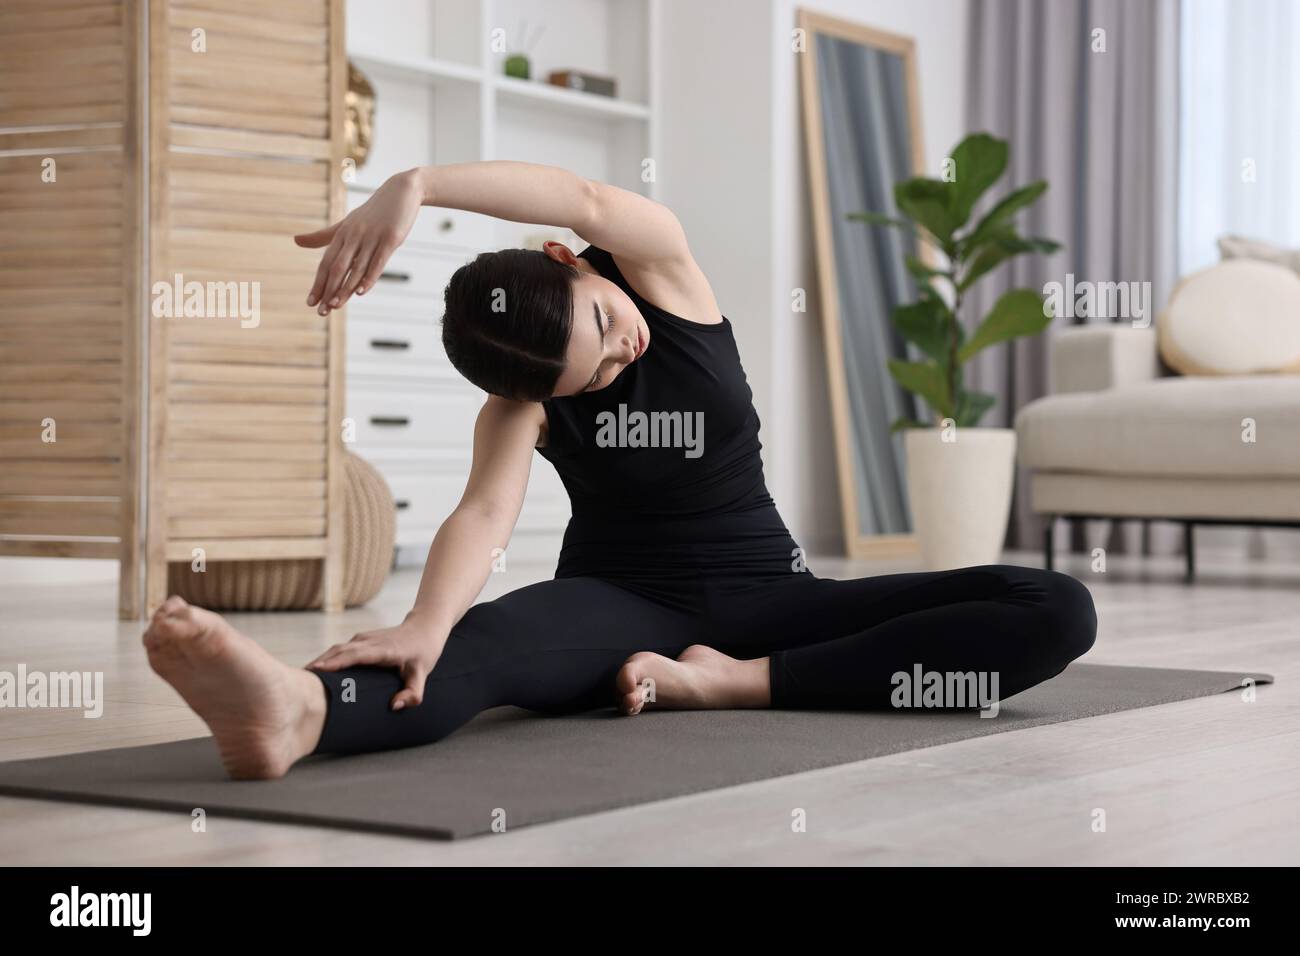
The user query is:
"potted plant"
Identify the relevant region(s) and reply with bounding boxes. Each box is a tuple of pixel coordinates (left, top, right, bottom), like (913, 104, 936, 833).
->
(850, 132, 1059, 569)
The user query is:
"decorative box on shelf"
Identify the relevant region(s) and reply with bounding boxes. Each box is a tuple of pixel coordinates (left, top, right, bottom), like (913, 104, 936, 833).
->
(547, 70, 618, 98)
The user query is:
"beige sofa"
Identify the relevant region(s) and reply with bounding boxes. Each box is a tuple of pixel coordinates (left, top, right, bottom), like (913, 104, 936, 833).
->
(1015, 312, 1300, 579)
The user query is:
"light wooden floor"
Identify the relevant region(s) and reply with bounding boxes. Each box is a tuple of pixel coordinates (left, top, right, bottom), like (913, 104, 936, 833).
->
(0, 550, 1296, 865)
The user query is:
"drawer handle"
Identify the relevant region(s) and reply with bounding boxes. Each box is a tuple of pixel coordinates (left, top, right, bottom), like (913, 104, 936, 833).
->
(379, 271, 411, 283)
(369, 415, 410, 427)
(369, 338, 410, 350)
(395, 499, 410, 511)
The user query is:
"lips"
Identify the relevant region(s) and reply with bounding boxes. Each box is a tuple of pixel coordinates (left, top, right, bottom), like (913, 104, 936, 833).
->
(634, 326, 646, 360)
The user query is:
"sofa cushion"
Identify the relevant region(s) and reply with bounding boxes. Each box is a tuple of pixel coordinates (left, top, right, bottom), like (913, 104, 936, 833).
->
(1157, 260, 1300, 375)
(1016, 375, 1300, 478)
(1218, 234, 1300, 276)
(1029, 472, 1300, 521)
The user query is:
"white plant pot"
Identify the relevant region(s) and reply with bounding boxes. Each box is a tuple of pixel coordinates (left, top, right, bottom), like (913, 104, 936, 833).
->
(903, 427, 1017, 570)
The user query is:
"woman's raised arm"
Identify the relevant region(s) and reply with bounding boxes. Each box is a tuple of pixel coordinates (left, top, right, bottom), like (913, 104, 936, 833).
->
(294, 161, 691, 315)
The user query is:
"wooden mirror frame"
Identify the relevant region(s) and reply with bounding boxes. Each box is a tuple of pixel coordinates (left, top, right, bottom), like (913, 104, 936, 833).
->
(798, 9, 927, 559)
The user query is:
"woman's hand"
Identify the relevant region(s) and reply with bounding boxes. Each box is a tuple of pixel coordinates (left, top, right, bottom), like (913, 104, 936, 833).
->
(307, 611, 447, 711)
(294, 169, 423, 316)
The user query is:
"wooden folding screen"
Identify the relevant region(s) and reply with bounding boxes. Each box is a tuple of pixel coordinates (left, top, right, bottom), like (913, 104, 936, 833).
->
(0, 0, 347, 616)
(146, 0, 346, 614)
(0, 0, 144, 616)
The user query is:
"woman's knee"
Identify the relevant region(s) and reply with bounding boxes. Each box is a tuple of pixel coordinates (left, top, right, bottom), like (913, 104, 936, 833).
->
(1038, 569, 1098, 664)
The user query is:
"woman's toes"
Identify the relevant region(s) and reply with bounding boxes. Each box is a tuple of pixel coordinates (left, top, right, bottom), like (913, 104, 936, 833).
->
(156, 607, 199, 642)
(142, 598, 227, 662)
(144, 613, 180, 652)
(617, 654, 647, 690)
(183, 603, 225, 638)
(616, 674, 639, 715)
(616, 654, 659, 715)
(150, 595, 191, 629)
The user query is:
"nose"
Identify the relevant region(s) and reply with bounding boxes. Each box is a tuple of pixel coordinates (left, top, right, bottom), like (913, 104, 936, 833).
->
(619, 331, 636, 363)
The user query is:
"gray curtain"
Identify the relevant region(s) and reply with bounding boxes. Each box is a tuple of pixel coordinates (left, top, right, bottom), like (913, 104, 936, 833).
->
(816, 33, 920, 535)
(965, 0, 1181, 553)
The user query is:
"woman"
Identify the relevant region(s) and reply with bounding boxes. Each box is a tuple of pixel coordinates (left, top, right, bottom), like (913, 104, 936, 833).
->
(143, 162, 1097, 779)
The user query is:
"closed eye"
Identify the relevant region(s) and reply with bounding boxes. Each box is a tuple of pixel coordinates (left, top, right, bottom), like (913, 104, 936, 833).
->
(583, 306, 613, 392)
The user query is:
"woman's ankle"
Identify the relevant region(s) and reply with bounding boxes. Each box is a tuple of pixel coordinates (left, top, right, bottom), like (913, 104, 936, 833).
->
(737, 656, 772, 708)
(291, 668, 329, 759)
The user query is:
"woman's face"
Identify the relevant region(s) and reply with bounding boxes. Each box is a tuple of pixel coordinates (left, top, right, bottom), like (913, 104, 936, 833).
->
(544, 243, 650, 397)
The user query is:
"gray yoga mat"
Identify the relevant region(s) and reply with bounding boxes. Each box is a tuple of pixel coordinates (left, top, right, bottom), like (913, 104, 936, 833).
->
(0, 664, 1271, 839)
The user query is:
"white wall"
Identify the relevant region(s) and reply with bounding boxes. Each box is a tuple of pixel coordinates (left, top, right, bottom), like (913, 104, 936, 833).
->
(657, 0, 777, 438)
(659, 0, 969, 553)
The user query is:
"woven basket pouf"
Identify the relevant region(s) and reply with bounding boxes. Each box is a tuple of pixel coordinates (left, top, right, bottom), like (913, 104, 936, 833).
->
(167, 452, 396, 611)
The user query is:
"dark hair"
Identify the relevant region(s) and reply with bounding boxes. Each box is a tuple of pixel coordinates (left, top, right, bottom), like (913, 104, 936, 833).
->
(440, 248, 580, 401)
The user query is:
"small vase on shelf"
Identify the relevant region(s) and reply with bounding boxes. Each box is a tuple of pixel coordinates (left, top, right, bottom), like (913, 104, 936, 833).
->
(504, 53, 530, 80)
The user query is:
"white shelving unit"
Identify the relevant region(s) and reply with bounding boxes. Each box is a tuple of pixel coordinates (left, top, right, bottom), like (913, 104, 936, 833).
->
(493, 73, 652, 120)
(343, 0, 661, 565)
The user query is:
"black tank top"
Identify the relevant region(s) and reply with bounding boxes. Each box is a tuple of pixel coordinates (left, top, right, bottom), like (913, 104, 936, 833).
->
(538, 245, 799, 583)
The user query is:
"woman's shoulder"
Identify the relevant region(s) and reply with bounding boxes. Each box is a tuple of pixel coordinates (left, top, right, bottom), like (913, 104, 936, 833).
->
(476, 393, 548, 448)
(581, 244, 725, 328)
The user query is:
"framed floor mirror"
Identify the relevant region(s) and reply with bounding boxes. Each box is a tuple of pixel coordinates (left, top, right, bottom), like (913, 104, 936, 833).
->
(798, 10, 926, 559)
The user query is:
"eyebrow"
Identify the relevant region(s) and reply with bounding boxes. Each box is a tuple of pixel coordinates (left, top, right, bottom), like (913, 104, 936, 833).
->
(581, 302, 604, 392)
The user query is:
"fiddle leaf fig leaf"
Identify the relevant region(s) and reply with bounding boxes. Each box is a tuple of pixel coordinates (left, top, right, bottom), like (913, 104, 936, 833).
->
(962, 180, 1048, 250)
(894, 177, 957, 244)
(887, 358, 951, 418)
(904, 255, 950, 299)
(904, 255, 946, 280)
(947, 133, 1008, 227)
(960, 240, 1016, 291)
(954, 389, 997, 427)
(959, 228, 1061, 291)
(958, 289, 1052, 363)
(892, 299, 951, 365)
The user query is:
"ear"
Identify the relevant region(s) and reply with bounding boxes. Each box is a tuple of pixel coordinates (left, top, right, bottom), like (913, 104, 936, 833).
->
(542, 241, 580, 267)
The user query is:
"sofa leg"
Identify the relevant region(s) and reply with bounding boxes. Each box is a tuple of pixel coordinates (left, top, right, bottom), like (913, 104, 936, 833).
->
(1044, 517, 1054, 571)
(1183, 521, 1195, 583)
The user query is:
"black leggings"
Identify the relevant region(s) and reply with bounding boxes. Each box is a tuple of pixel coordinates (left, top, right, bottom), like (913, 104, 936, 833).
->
(311, 564, 1097, 755)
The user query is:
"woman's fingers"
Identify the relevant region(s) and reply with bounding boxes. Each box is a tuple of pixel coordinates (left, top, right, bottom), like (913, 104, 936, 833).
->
(356, 241, 397, 297)
(305, 642, 346, 669)
(307, 634, 375, 670)
(299, 208, 406, 312)
(305, 231, 347, 308)
(329, 240, 378, 309)
(306, 647, 351, 671)
(310, 641, 391, 672)
(315, 238, 360, 315)
(298, 222, 343, 308)
(390, 663, 430, 711)
(303, 628, 435, 708)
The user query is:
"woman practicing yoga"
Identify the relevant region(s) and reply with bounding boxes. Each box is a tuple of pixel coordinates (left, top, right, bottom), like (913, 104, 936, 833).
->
(143, 162, 1097, 779)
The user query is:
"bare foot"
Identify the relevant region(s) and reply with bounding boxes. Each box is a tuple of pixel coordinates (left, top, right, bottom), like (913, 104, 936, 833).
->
(143, 596, 326, 779)
(615, 645, 770, 716)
